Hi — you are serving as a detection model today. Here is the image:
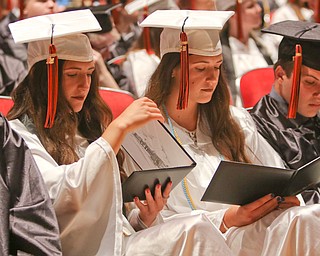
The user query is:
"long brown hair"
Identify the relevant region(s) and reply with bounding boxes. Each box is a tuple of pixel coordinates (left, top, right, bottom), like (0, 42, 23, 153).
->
(145, 53, 251, 162)
(7, 60, 127, 175)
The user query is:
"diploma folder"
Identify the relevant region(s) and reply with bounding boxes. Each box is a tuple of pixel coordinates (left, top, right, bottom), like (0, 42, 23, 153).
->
(201, 157, 320, 205)
(121, 121, 196, 202)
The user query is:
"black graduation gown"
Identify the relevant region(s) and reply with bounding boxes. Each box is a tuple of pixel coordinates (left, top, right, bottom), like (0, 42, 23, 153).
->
(251, 94, 320, 204)
(0, 114, 62, 255)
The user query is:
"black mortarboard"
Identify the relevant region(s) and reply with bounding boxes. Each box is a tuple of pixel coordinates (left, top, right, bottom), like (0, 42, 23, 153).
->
(262, 20, 320, 70)
(262, 20, 320, 118)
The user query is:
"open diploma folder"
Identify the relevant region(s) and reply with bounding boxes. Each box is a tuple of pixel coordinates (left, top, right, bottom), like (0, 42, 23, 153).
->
(201, 157, 320, 205)
(121, 121, 196, 202)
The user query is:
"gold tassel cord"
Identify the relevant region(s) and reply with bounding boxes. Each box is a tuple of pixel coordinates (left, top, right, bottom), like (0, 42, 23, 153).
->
(44, 25, 58, 128)
(288, 44, 302, 119)
(178, 17, 189, 110)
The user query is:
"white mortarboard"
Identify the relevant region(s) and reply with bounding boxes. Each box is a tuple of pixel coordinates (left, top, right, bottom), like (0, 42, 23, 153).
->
(9, 9, 101, 44)
(125, 0, 161, 14)
(8, 9, 101, 128)
(140, 10, 234, 109)
(139, 10, 234, 57)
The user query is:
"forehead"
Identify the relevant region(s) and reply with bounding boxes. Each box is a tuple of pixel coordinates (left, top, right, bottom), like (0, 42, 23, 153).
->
(302, 65, 320, 78)
(63, 60, 95, 69)
(189, 54, 223, 63)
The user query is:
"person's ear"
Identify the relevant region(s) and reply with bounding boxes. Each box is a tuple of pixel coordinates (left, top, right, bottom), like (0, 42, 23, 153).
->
(275, 65, 286, 84)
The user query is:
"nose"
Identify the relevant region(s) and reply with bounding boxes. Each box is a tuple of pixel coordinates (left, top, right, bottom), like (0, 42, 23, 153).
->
(255, 2, 262, 14)
(47, 0, 55, 9)
(78, 74, 91, 90)
(313, 86, 320, 97)
(206, 68, 219, 83)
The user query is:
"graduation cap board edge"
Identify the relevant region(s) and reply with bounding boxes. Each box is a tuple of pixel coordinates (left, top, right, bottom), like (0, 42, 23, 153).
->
(121, 120, 196, 202)
(139, 9, 234, 29)
(124, 0, 161, 14)
(201, 156, 320, 205)
(8, 9, 102, 44)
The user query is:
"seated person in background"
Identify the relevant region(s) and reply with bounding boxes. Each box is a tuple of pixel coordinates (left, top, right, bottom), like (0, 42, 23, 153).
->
(7, 10, 234, 256)
(216, 0, 274, 106)
(251, 20, 320, 204)
(0, 113, 61, 255)
(141, 9, 320, 255)
(122, 0, 178, 97)
(176, 0, 216, 10)
(262, 0, 315, 60)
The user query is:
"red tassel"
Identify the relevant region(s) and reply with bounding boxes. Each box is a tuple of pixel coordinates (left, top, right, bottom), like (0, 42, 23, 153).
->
(111, 0, 121, 26)
(315, 0, 320, 23)
(236, 0, 243, 41)
(143, 6, 153, 55)
(190, 0, 196, 10)
(45, 44, 58, 128)
(19, 0, 24, 19)
(7, 0, 12, 11)
(288, 44, 302, 119)
(177, 31, 189, 110)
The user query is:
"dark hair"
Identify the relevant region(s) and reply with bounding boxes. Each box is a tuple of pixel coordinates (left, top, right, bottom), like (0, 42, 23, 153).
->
(7, 59, 126, 179)
(145, 53, 251, 162)
(274, 59, 294, 78)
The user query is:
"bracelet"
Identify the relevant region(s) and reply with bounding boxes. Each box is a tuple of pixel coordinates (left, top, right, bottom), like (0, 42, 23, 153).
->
(222, 219, 230, 232)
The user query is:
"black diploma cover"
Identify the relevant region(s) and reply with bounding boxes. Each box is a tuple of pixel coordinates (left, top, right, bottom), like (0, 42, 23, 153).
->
(121, 120, 196, 202)
(201, 156, 320, 205)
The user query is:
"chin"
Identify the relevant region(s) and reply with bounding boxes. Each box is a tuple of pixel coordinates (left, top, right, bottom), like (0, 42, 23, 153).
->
(73, 105, 84, 113)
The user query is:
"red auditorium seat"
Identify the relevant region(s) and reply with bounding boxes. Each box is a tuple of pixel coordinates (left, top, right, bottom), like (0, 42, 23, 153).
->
(0, 96, 14, 116)
(99, 87, 135, 118)
(240, 67, 274, 109)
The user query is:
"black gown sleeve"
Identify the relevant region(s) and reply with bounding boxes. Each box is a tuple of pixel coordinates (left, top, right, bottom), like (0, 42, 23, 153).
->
(0, 114, 62, 255)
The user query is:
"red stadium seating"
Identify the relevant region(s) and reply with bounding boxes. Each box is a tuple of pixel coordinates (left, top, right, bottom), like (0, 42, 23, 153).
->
(240, 67, 274, 109)
(99, 87, 135, 118)
(0, 96, 14, 116)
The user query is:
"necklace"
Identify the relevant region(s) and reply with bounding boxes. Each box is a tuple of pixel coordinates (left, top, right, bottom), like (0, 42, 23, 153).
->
(162, 105, 197, 210)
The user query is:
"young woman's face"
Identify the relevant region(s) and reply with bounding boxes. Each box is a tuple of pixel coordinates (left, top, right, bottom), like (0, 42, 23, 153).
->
(240, 0, 262, 30)
(62, 60, 95, 113)
(280, 65, 320, 117)
(173, 54, 223, 105)
(23, 0, 57, 18)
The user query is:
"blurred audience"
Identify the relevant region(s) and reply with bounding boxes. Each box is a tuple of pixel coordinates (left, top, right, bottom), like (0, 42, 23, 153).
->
(216, 0, 274, 107)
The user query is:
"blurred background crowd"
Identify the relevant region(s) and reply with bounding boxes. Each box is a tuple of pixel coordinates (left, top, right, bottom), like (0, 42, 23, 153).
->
(1, 0, 319, 107)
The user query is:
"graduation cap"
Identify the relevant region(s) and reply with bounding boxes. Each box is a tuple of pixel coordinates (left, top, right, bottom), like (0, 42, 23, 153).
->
(216, 0, 243, 40)
(9, 9, 101, 128)
(140, 10, 234, 109)
(124, 0, 161, 55)
(124, 0, 161, 15)
(262, 20, 320, 118)
(65, 3, 121, 33)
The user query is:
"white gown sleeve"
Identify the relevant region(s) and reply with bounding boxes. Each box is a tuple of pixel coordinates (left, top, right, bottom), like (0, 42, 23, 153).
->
(9, 119, 123, 256)
(230, 106, 285, 168)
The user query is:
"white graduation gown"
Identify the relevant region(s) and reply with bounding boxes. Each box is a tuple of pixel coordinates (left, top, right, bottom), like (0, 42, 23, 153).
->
(10, 118, 235, 256)
(143, 106, 320, 255)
